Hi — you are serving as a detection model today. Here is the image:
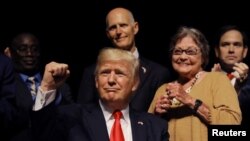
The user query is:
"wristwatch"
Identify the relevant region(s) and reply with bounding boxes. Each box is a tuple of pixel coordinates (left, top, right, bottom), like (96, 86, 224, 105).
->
(194, 99, 202, 112)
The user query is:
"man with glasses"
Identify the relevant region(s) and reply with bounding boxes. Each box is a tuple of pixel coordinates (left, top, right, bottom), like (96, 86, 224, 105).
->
(4, 32, 73, 140)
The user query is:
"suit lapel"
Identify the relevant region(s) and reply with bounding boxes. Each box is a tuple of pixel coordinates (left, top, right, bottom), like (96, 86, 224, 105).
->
(15, 74, 33, 109)
(138, 58, 151, 90)
(130, 110, 147, 141)
(83, 104, 110, 141)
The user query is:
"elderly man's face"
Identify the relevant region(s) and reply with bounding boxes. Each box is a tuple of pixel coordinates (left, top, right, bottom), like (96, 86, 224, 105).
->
(95, 59, 137, 108)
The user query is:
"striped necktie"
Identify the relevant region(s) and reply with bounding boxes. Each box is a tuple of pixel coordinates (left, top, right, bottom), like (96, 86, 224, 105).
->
(27, 76, 37, 97)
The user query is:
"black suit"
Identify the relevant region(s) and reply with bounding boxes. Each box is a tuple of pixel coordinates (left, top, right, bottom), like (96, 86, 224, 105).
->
(11, 72, 73, 141)
(0, 54, 17, 140)
(77, 57, 170, 112)
(238, 74, 250, 128)
(15, 73, 73, 111)
(31, 103, 169, 141)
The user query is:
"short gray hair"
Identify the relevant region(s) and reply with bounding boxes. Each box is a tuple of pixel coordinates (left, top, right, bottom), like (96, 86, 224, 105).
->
(169, 26, 210, 69)
(95, 47, 140, 81)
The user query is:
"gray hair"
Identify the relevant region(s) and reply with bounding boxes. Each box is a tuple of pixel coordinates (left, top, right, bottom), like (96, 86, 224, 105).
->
(169, 26, 210, 69)
(95, 47, 139, 81)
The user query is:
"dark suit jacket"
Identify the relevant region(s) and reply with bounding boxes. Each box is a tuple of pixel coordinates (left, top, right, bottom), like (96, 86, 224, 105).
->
(15, 73, 73, 111)
(77, 57, 170, 112)
(31, 103, 169, 141)
(0, 54, 17, 140)
(11, 72, 73, 141)
(238, 74, 250, 128)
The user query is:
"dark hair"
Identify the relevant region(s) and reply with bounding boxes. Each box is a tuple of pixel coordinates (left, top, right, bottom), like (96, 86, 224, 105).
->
(169, 26, 210, 69)
(214, 25, 248, 48)
(10, 32, 40, 51)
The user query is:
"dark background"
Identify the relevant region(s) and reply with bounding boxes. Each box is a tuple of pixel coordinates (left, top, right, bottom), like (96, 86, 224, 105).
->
(0, 1, 249, 100)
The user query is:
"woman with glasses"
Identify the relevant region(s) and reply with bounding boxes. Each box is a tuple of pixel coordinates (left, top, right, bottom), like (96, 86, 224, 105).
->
(148, 26, 241, 141)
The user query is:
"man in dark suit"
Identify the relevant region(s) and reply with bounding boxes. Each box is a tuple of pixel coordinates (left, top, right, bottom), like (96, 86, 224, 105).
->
(4, 32, 73, 140)
(211, 25, 250, 127)
(32, 48, 169, 141)
(78, 7, 170, 112)
(0, 53, 18, 140)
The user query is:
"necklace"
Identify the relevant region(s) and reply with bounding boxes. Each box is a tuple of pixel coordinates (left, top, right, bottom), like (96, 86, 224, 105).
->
(185, 71, 202, 93)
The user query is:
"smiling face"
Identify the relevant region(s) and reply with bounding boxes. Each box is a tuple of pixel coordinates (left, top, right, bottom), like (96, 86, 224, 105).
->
(172, 36, 203, 78)
(106, 8, 138, 52)
(215, 30, 248, 68)
(11, 33, 40, 75)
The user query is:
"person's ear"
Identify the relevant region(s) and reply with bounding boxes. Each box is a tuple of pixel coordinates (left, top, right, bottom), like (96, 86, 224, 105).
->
(4, 47, 12, 58)
(243, 46, 248, 58)
(95, 76, 99, 89)
(106, 29, 112, 40)
(132, 77, 139, 92)
(133, 22, 139, 35)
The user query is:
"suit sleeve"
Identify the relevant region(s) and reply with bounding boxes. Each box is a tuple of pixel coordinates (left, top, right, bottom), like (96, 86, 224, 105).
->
(238, 76, 250, 126)
(0, 55, 17, 138)
(31, 104, 82, 141)
(147, 113, 169, 141)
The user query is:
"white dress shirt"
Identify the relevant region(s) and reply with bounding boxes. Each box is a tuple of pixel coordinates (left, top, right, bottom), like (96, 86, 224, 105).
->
(33, 87, 56, 111)
(99, 100, 133, 141)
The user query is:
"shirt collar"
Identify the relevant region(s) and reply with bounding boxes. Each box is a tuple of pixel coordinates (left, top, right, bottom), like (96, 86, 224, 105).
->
(19, 73, 42, 82)
(132, 47, 139, 59)
(99, 100, 130, 123)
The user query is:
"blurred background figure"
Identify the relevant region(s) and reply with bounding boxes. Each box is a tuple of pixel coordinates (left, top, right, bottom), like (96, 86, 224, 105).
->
(0, 53, 17, 141)
(212, 25, 250, 127)
(4, 32, 73, 140)
(77, 7, 170, 112)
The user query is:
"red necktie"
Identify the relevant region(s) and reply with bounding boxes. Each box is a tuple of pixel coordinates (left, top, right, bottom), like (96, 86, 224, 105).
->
(227, 73, 234, 80)
(110, 110, 124, 141)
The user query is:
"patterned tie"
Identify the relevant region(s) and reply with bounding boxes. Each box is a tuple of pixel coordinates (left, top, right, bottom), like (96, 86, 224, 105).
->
(110, 110, 124, 141)
(227, 73, 234, 80)
(227, 73, 240, 94)
(27, 76, 37, 97)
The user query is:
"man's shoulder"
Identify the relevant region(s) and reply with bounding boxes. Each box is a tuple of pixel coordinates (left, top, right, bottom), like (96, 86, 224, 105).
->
(57, 103, 83, 118)
(0, 53, 9, 60)
(140, 57, 168, 70)
(0, 53, 12, 68)
(132, 110, 167, 125)
(143, 112, 167, 123)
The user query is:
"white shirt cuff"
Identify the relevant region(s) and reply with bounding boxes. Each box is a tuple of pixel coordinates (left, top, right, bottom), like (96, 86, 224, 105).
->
(32, 87, 57, 111)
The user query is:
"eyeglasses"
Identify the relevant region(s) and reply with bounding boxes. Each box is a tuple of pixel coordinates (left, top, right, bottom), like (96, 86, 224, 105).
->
(172, 48, 200, 55)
